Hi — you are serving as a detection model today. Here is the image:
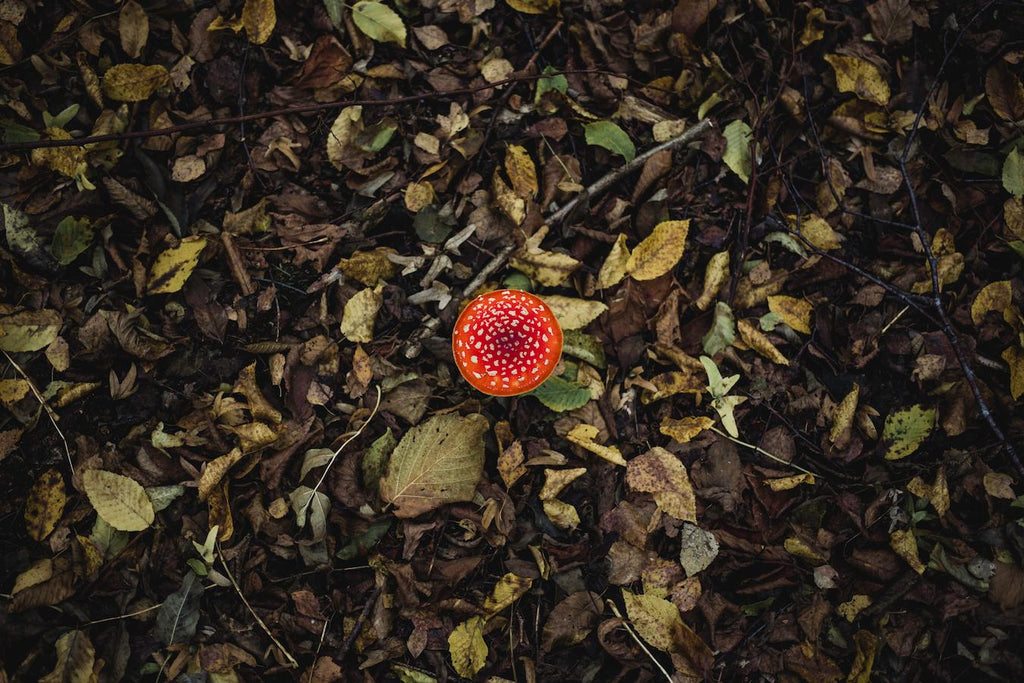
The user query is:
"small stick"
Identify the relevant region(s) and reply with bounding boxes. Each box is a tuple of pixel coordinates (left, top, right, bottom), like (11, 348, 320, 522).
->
(217, 541, 299, 668)
(607, 600, 673, 683)
(337, 585, 384, 663)
(2, 350, 74, 475)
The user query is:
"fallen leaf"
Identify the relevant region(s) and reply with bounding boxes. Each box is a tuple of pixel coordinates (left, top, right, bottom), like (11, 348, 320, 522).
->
(825, 54, 890, 106)
(102, 63, 169, 101)
(737, 319, 789, 365)
(340, 286, 383, 343)
(882, 405, 935, 460)
(889, 528, 925, 574)
(625, 447, 697, 522)
(768, 295, 812, 334)
(584, 120, 635, 161)
(541, 591, 603, 650)
(695, 250, 729, 310)
(678, 522, 719, 576)
(25, 468, 66, 542)
(352, 1, 406, 47)
(660, 416, 714, 443)
(722, 119, 753, 183)
(81, 469, 155, 532)
(597, 233, 630, 289)
(380, 413, 488, 517)
(627, 219, 689, 281)
(147, 236, 208, 294)
(566, 423, 626, 466)
(0, 309, 62, 352)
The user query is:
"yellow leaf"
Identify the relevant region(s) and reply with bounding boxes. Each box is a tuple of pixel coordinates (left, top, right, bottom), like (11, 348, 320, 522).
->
(597, 233, 630, 289)
(448, 616, 487, 679)
(542, 499, 581, 529)
(765, 473, 815, 491)
(768, 295, 812, 334)
(352, 1, 407, 47)
(565, 424, 626, 466)
(889, 528, 925, 574)
(1002, 345, 1024, 400)
(25, 468, 66, 542)
(404, 181, 435, 212)
(798, 7, 827, 48)
(241, 0, 276, 44)
(497, 440, 526, 488)
(326, 106, 363, 171)
(848, 631, 879, 683)
(971, 280, 1013, 325)
(659, 416, 714, 443)
(791, 213, 841, 250)
(737, 319, 789, 365)
(824, 53, 890, 106)
(627, 219, 689, 281)
(380, 413, 488, 518)
(539, 295, 607, 330)
(785, 536, 828, 563)
(0, 378, 31, 409)
(483, 573, 533, 615)
(838, 594, 871, 622)
(0, 309, 63, 352)
(102, 63, 169, 102)
(983, 472, 1016, 500)
(907, 467, 950, 516)
(540, 467, 587, 501)
(505, 145, 538, 198)
(505, 0, 558, 14)
(40, 630, 95, 683)
(829, 383, 859, 447)
(198, 448, 245, 501)
(883, 405, 935, 459)
(81, 469, 155, 532)
(640, 370, 705, 404)
(621, 590, 690, 654)
(335, 247, 398, 286)
(30, 128, 87, 181)
(147, 236, 207, 294)
(625, 447, 696, 522)
(492, 168, 526, 225)
(510, 227, 581, 286)
(695, 250, 729, 310)
(340, 286, 383, 343)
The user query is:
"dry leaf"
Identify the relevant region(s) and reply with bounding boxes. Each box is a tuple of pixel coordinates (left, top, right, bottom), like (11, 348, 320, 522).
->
(565, 423, 626, 466)
(380, 413, 488, 517)
(824, 54, 890, 106)
(102, 63, 169, 101)
(627, 219, 690, 281)
(25, 469, 66, 542)
(81, 469, 155, 531)
(119, 0, 149, 58)
(625, 447, 697, 522)
(147, 236, 208, 294)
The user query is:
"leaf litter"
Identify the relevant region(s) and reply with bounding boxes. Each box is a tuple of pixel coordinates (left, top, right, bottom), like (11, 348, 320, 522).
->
(1, 0, 1023, 681)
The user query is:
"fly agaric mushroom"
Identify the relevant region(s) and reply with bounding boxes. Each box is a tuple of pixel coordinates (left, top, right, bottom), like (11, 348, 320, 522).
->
(452, 289, 563, 396)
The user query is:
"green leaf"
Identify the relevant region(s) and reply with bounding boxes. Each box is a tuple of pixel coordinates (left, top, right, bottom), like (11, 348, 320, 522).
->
(584, 120, 636, 162)
(351, 1, 407, 47)
(322, 0, 344, 26)
(702, 301, 736, 356)
(355, 119, 397, 153)
(43, 104, 80, 130)
(722, 119, 753, 183)
(1, 121, 40, 143)
(562, 329, 607, 369)
(535, 66, 568, 103)
(362, 428, 397, 491)
(764, 231, 808, 258)
(699, 355, 739, 398)
(1009, 240, 1024, 261)
(1003, 146, 1024, 198)
(529, 374, 592, 412)
(50, 216, 94, 266)
(154, 571, 203, 645)
(882, 405, 936, 460)
(337, 516, 393, 560)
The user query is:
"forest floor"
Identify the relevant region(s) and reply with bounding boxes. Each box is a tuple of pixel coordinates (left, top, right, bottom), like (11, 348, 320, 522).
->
(2, 0, 1024, 681)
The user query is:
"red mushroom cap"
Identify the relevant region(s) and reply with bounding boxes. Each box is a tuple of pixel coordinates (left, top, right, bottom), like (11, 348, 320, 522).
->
(452, 289, 563, 396)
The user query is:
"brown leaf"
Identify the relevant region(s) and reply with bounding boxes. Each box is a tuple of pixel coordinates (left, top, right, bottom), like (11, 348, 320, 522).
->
(986, 61, 1024, 121)
(625, 447, 697, 522)
(119, 0, 149, 58)
(866, 0, 923, 45)
(541, 591, 604, 650)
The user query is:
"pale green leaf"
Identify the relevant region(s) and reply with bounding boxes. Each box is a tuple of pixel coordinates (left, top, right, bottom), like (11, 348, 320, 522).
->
(1003, 146, 1024, 198)
(723, 119, 753, 183)
(702, 301, 736, 356)
(81, 469, 155, 532)
(51, 216, 94, 266)
(584, 120, 636, 162)
(529, 375, 592, 412)
(352, 1, 407, 47)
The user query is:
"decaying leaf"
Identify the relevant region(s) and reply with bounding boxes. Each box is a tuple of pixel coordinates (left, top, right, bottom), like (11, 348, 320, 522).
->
(340, 286, 383, 343)
(722, 119, 753, 183)
(25, 468, 66, 542)
(907, 467, 950, 516)
(380, 413, 488, 517)
(625, 447, 697, 522)
(824, 53, 890, 106)
(597, 233, 631, 289)
(767, 295, 812, 334)
(882, 405, 935, 460)
(541, 591, 603, 651)
(737, 319, 789, 365)
(0, 309, 62, 352)
(660, 416, 714, 443)
(540, 295, 607, 330)
(695, 250, 729, 310)
(889, 528, 926, 574)
(40, 630, 95, 683)
(448, 616, 487, 679)
(679, 522, 719, 577)
(352, 1, 407, 47)
(147, 236, 208, 294)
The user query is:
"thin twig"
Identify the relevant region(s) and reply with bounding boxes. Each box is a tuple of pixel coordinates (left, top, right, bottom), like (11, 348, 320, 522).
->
(0, 69, 611, 153)
(547, 118, 714, 228)
(299, 386, 382, 521)
(709, 426, 818, 479)
(217, 541, 299, 669)
(337, 585, 384, 663)
(2, 350, 74, 475)
(607, 600, 674, 683)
